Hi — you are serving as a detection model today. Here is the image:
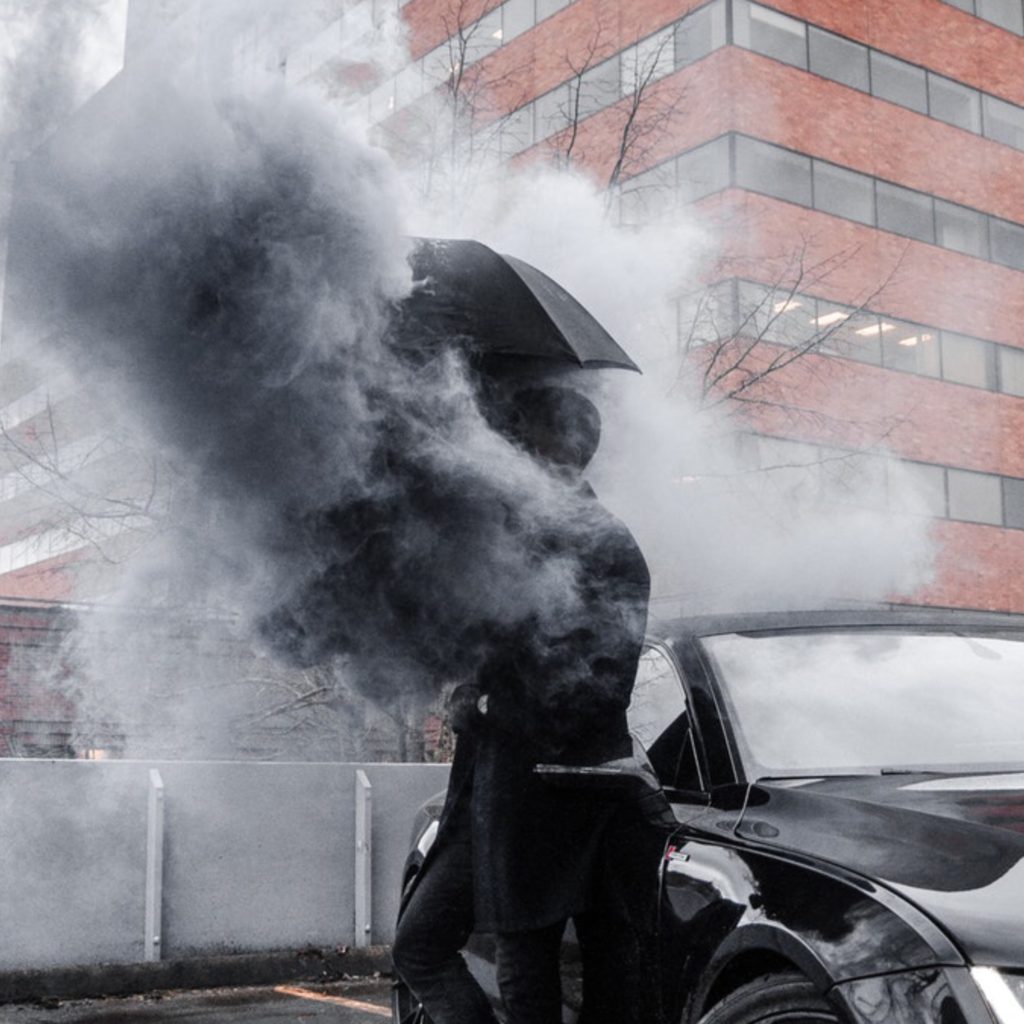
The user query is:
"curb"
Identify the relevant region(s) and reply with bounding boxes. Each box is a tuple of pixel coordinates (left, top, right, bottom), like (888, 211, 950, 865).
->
(0, 945, 394, 1005)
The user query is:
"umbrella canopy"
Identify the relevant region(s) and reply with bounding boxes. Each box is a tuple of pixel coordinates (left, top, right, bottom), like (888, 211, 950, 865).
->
(397, 238, 640, 373)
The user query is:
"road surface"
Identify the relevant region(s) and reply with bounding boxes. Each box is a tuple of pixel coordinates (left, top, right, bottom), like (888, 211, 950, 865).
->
(1, 979, 393, 1024)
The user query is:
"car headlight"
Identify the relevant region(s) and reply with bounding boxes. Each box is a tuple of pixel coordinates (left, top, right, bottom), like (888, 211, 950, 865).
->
(972, 968, 1024, 1024)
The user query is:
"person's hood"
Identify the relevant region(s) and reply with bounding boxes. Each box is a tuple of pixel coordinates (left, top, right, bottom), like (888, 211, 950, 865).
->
(735, 773, 1024, 965)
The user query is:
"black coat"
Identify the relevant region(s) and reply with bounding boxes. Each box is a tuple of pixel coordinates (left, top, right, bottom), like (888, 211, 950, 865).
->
(435, 487, 650, 933)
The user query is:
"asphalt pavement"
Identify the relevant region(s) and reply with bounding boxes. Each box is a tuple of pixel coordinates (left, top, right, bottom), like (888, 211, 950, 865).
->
(0, 979, 393, 1024)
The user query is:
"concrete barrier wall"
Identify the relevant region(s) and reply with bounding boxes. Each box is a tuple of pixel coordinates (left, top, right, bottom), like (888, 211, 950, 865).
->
(0, 759, 449, 971)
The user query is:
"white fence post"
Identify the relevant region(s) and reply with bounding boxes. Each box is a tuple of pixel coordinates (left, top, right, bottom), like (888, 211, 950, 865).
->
(144, 768, 165, 962)
(354, 769, 372, 947)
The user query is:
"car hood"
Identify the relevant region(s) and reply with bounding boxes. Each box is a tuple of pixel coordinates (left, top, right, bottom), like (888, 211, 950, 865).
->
(734, 773, 1024, 965)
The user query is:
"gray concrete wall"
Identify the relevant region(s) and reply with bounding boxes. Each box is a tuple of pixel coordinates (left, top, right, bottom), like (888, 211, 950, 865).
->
(0, 759, 448, 971)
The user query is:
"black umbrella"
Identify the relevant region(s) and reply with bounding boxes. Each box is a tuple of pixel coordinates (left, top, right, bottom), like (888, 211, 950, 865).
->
(396, 237, 640, 373)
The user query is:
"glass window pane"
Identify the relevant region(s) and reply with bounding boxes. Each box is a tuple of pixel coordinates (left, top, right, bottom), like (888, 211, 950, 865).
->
(620, 161, 677, 226)
(948, 468, 1003, 525)
(928, 74, 982, 133)
(870, 52, 928, 114)
(675, 0, 727, 68)
(735, 136, 812, 206)
(977, 0, 1024, 32)
(575, 55, 620, 119)
(990, 217, 1024, 270)
(895, 461, 947, 517)
(536, 0, 569, 20)
(676, 135, 731, 202)
(935, 199, 989, 257)
(945, 0, 975, 10)
(502, 0, 534, 42)
(982, 94, 1024, 148)
(808, 27, 869, 91)
(999, 345, 1024, 396)
(499, 103, 535, 157)
(465, 9, 503, 62)
(1004, 478, 1024, 529)
(813, 161, 874, 224)
(734, 0, 808, 69)
(623, 28, 674, 95)
(876, 181, 935, 243)
(880, 319, 941, 377)
(815, 301, 882, 364)
(534, 84, 569, 138)
(942, 331, 998, 389)
(761, 292, 817, 347)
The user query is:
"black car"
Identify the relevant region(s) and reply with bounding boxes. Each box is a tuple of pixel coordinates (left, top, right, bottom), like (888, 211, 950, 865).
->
(394, 609, 1024, 1024)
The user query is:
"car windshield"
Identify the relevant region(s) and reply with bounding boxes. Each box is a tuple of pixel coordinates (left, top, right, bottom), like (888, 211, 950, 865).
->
(701, 629, 1024, 778)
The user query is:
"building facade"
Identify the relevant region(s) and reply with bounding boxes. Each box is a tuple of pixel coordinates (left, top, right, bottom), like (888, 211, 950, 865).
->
(327, 0, 1024, 613)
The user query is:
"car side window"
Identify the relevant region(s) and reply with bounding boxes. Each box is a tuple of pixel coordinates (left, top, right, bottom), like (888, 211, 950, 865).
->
(628, 646, 703, 792)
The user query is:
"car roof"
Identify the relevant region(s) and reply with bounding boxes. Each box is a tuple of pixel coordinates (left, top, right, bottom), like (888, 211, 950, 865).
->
(650, 606, 1024, 642)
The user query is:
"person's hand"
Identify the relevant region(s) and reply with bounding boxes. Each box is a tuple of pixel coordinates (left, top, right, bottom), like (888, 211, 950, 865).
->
(448, 683, 484, 734)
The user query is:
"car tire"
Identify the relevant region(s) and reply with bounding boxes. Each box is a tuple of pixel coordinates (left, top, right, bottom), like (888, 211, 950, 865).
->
(699, 972, 842, 1024)
(391, 977, 430, 1024)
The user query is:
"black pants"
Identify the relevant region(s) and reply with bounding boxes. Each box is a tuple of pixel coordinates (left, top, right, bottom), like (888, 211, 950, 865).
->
(392, 833, 567, 1024)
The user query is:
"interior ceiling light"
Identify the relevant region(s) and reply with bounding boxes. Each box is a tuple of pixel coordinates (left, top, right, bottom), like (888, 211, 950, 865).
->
(773, 299, 802, 313)
(492, 27, 503, 39)
(898, 336, 919, 347)
(815, 311, 849, 326)
(855, 322, 895, 337)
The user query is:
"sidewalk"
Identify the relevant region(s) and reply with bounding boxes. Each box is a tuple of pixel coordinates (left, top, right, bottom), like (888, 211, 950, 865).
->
(2, 978, 394, 1023)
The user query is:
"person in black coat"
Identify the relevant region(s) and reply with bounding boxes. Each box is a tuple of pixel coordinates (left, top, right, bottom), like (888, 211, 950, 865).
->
(392, 385, 651, 1024)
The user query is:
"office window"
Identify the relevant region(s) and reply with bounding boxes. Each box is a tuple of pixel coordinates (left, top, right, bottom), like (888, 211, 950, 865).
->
(948, 468, 1003, 525)
(620, 161, 677, 226)
(676, 136, 731, 201)
(761, 292, 818, 347)
(574, 56, 620, 120)
(896, 461, 947, 518)
(502, 0, 535, 42)
(734, 1, 808, 69)
(928, 74, 982, 133)
(1000, 345, 1024, 396)
(870, 52, 927, 114)
(815, 300, 882, 364)
(812, 161, 874, 224)
(499, 104, 535, 157)
(991, 218, 1024, 270)
(942, 332, 998, 389)
(675, 0, 727, 68)
(1004, 478, 1024, 529)
(983, 94, 1024, 148)
(534, 85, 569, 138)
(945, 0, 975, 10)
(536, 0, 570, 19)
(807, 27, 869, 92)
(735, 137, 812, 206)
(623, 27, 674, 96)
(977, 0, 1024, 32)
(876, 182, 935, 243)
(880, 319, 941, 377)
(935, 199, 989, 258)
(465, 9, 503, 62)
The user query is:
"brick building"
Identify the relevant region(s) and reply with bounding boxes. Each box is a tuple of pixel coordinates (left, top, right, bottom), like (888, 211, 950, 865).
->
(338, 0, 1024, 613)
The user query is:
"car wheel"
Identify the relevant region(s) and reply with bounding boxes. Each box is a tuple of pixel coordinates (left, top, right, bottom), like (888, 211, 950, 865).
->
(699, 972, 842, 1024)
(391, 977, 429, 1024)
